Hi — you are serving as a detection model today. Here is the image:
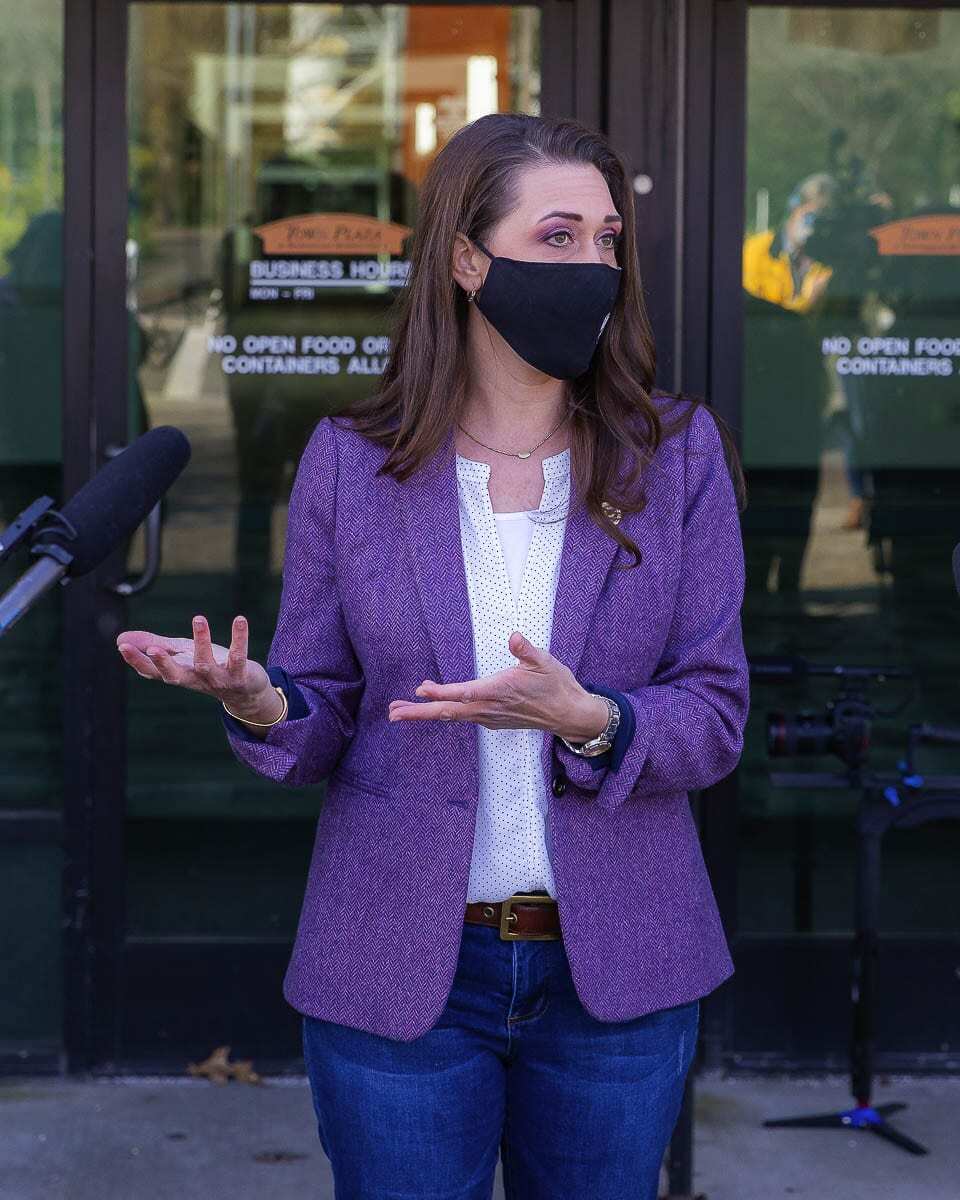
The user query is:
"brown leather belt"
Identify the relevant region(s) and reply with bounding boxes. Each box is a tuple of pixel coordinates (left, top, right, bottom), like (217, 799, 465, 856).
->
(464, 892, 561, 940)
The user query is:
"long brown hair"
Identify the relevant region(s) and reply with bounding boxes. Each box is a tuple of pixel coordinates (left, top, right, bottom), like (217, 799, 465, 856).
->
(333, 112, 745, 567)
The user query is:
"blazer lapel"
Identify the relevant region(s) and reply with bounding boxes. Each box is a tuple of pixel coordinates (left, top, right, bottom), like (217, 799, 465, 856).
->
(548, 484, 623, 680)
(399, 425, 625, 688)
(398, 427, 477, 691)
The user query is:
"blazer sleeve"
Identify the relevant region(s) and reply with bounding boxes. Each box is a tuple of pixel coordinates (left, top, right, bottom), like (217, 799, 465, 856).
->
(552, 402, 750, 814)
(221, 415, 365, 788)
(564, 681, 638, 771)
(221, 664, 311, 738)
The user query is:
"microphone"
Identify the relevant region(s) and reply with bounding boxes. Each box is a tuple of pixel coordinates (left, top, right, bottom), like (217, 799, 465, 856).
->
(0, 425, 191, 636)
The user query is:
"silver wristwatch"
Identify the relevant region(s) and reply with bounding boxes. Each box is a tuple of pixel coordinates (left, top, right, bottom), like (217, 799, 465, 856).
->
(559, 694, 621, 757)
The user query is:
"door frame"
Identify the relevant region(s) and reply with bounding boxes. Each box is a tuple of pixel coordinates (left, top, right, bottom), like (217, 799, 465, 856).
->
(63, 0, 130, 1075)
(63, 0, 605, 1073)
(63, 0, 960, 1077)
(604, 0, 746, 1069)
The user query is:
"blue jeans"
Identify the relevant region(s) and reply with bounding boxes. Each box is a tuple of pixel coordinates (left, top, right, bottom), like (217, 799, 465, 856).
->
(301, 917, 700, 1199)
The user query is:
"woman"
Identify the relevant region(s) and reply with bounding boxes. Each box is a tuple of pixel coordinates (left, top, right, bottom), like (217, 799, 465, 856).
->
(117, 113, 749, 1200)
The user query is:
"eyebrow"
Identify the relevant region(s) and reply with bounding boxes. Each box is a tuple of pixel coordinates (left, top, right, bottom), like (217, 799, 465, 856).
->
(537, 210, 623, 224)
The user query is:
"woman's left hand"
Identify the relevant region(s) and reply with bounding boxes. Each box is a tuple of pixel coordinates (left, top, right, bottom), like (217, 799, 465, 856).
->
(388, 631, 609, 742)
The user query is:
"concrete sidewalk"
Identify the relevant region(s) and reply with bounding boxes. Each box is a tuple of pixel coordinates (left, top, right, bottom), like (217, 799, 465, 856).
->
(1, 1069, 958, 1199)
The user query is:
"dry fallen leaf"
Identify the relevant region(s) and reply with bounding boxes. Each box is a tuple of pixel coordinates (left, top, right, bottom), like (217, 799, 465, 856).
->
(232, 1058, 262, 1085)
(186, 1044, 262, 1086)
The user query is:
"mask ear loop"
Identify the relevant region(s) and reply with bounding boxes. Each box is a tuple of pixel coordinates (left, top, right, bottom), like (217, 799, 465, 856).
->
(465, 236, 492, 303)
(463, 235, 549, 387)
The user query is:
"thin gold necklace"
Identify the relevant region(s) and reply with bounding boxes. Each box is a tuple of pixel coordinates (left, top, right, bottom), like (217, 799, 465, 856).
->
(455, 411, 569, 461)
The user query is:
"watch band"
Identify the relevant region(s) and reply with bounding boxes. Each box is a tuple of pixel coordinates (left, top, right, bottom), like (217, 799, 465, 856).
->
(559, 694, 621, 757)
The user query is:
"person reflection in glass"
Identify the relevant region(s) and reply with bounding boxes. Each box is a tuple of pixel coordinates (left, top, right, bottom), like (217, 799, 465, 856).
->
(741, 175, 836, 608)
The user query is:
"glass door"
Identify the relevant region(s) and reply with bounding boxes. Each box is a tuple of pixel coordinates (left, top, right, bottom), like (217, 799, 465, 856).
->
(714, 4, 960, 1070)
(84, 0, 591, 1070)
(0, 0, 65, 1071)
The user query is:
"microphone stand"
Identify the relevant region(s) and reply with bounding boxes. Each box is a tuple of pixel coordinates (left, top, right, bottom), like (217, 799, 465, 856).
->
(0, 497, 78, 637)
(762, 727, 960, 1156)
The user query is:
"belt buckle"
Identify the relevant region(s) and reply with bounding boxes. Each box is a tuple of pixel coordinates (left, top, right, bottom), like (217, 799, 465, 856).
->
(499, 893, 560, 941)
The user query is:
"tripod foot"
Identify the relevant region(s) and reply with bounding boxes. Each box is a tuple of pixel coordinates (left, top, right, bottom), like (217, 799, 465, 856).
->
(868, 1118, 928, 1156)
(764, 1103, 928, 1155)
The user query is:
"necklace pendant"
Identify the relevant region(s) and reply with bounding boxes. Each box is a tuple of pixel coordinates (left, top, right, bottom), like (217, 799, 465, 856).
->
(517, 451, 532, 459)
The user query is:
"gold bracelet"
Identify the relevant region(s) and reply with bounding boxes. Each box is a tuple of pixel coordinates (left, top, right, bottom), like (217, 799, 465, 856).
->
(222, 685, 288, 727)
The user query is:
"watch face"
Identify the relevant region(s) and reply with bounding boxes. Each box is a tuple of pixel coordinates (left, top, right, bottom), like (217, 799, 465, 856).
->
(581, 739, 612, 756)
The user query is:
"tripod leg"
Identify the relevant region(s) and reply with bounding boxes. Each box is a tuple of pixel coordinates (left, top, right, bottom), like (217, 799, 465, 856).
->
(763, 1113, 847, 1129)
(870, 1119, 928, 1156)
(851, 804, 883, 1108)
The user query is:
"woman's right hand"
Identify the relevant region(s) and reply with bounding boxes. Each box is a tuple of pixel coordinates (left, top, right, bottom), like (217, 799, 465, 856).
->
(116, 614, 273, 717)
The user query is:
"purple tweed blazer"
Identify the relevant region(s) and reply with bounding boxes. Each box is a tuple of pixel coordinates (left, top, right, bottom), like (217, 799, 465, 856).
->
(223, 390, 750, 1041)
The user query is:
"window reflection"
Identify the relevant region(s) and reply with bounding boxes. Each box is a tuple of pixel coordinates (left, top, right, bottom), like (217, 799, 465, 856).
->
(0, 0, 64, 1046)
(0, 1, 64, 810)
(740, 8, 960, 938)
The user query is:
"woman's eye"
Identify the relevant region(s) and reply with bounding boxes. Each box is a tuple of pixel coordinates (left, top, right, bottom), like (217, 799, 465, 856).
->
(545, 229, 622, 249)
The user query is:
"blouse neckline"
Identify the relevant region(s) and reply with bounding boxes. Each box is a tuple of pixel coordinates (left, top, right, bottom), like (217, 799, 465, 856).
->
(455, 447, 570, 517)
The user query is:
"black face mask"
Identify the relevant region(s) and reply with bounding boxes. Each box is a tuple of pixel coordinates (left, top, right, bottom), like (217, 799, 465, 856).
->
(470, 237, 622, 380)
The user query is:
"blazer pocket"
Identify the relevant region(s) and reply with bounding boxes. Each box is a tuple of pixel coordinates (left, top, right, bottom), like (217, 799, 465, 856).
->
(329, 763, 398, 804)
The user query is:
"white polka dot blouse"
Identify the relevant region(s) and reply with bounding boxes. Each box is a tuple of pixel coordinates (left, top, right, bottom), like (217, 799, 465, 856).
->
(455, 447, 571, 903)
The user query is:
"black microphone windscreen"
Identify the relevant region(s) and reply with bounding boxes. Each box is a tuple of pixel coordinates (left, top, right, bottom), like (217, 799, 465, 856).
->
(33, 426, 191, 576)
